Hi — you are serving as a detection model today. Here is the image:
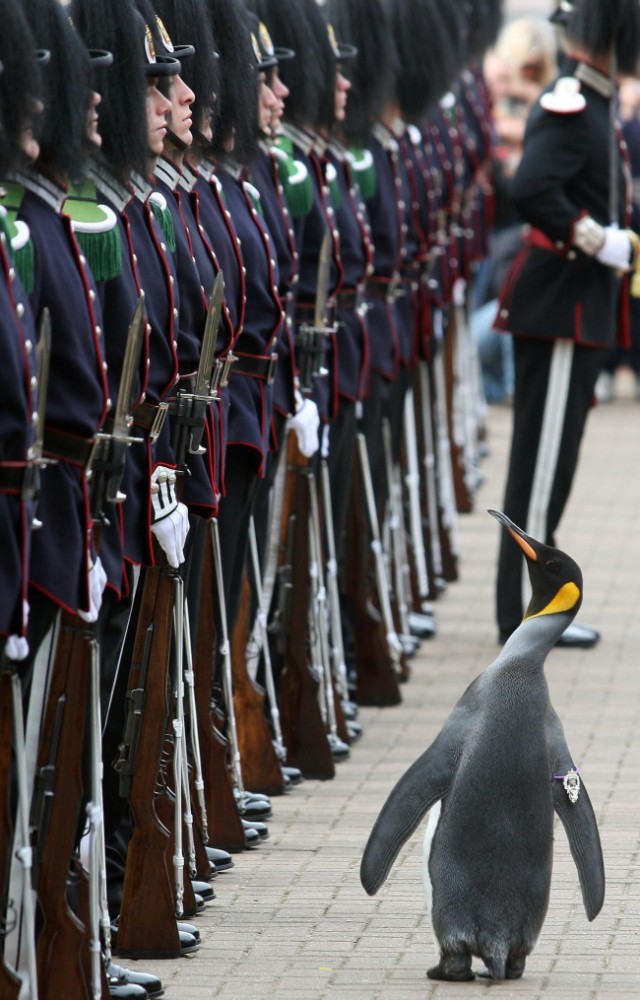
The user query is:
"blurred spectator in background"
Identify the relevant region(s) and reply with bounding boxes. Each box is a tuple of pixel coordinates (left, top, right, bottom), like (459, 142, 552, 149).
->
(472, 16, 558, 404)
(595, 75, 640, 402)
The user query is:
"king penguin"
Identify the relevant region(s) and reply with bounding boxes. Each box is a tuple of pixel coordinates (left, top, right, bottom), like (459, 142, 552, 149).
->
(360, 510, 605, 982)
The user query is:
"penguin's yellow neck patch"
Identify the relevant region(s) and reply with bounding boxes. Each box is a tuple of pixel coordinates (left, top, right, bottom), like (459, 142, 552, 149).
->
(524, 581, 581, 621)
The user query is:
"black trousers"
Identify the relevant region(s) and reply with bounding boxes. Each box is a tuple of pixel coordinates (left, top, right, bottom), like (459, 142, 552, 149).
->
(496, 336, 604, 635)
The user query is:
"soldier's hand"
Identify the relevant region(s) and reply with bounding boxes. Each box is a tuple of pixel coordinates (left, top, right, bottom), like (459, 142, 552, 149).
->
(151, 501, 190, 568)
(78, 555, 108, 623)
(287, 390, 320, 458)
(595, 225, 636, 271)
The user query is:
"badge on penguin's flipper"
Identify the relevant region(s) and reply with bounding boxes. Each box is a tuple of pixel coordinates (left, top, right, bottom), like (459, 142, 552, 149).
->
(540, 77, 586, 114)
(555, 767, 581, 803)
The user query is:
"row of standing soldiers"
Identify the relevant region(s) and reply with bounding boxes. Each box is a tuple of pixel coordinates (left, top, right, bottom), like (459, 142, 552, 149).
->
(0, 0, 503, 996)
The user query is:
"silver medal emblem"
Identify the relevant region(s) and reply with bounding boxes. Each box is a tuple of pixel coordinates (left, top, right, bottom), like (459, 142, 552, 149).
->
(563, 769, 580, 804)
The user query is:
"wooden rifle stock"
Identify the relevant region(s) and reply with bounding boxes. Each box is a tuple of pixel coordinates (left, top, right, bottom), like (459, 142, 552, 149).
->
(444, 308, 473, 515)
(32, 614, 92, 998)
(0, 670, 21, 1000)
(231, 568, 285, 795)
(345, 452, 402, 707)
(192, 528, 246, 853)
(277, 433, 335, 780)
(115, 561, 182, 959)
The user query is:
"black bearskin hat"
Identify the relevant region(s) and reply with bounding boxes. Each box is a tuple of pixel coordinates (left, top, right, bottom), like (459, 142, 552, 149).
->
(384, 0, 467, 121)
(0, 0, 43, 175)
(326, 0, 397, 146)
(565, 0, 640, 75)
(71, 0, 148, 183)
(245, 0, 335, 131)
(154, 0, 219, 142)
(464, 0, 504, 63)
(22, 0, 92, 183)
(204, 0, 257, 161)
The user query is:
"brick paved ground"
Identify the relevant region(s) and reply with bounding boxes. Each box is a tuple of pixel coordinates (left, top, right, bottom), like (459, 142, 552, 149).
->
(136, 372, 640, 999)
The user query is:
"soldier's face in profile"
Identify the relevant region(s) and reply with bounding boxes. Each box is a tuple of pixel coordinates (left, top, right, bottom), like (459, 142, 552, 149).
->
(269, 66, 288, 134)
(334, 68, 350, 123)
(166, 74, 195, 149)
(258, 72, 277, 137)
(85, 90, 102, 150)
(18, 96, 43, 163)
(146, 79, 171, 157)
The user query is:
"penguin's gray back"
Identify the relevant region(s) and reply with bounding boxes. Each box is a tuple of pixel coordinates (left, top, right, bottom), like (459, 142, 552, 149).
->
(425, 657, 555, 968)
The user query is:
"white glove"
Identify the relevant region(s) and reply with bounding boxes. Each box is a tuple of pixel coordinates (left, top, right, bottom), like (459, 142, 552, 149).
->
(149, 464, 189, 567)
(595, 225, 635, 271)
(78, 555, 108, 623)
(287, 392, 320, 458)
(321, 423, 330, 459)
(151, 501, 190, 568)
(5, 634, 29, 661)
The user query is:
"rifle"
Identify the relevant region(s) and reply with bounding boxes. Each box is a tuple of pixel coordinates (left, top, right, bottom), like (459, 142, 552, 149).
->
(113, 559, 184, 958)
(275, 226, 339, 776)
(0, 669, 23, 1000)
(192, 520, 246, 853)
(31, 614, 93, 999)
(381, 417, 412, 645)
(276, 448, 335, 780)
(182, 601, 217, 878)
(307, 467, 350, 757)
(230, 566, 285, 795)
(344, 440, 402, 708)
(246, 516, 288, 766)
(430, 310, 460, 581)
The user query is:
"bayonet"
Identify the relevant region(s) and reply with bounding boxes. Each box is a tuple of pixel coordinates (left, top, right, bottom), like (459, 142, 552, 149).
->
(171, 271, 225, 464)
(30, 692, 66, 890)
(25, 308, 54, 511)
(297, 229, 334, 394)
(87, 295, 146, 516)
(194, 270, 224, 402)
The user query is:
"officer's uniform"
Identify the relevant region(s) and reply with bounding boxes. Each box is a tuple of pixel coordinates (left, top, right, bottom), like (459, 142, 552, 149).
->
(494, 61, 630, 635)
(0, 214, 37, 644)
(13, 170, 109, 639)
(216, 159, 284, 630)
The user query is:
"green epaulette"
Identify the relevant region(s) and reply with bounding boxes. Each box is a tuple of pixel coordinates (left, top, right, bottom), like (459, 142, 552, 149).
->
(346, 148, 376, 202)
(324, 162, 341, 211)
(272, 138, 314, 219)
(148, 190, 176, 252)
(0, 182, 35, 293)
(63, 179, 122, 282)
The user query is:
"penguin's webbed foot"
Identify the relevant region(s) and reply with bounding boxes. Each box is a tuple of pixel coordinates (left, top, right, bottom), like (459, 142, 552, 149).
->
(427, 952, 475, 982)
(506, 954, 526, 980)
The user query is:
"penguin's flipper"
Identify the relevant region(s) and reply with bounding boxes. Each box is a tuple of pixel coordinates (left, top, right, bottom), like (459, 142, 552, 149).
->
(360, 735, 454, 896)
(552, 776, 605, 920)
(547, 711, 605, 921)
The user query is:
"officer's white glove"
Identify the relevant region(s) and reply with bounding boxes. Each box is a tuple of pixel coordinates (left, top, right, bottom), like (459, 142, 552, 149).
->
(78, 555, 108, 623)
(595, 225, 635, 271)
(149, 465, 189, 568)
(287, 391, 320, 458)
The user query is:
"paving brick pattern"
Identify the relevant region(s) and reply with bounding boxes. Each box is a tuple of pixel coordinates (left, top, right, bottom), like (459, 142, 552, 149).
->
(136, 379, 640, 998)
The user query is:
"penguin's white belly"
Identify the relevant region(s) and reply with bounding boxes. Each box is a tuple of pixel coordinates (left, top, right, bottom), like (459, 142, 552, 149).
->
(422, 800, 442, 952)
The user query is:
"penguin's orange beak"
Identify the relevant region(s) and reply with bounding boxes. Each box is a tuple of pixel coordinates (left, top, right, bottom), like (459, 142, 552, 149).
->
(488, 509, 538, 562)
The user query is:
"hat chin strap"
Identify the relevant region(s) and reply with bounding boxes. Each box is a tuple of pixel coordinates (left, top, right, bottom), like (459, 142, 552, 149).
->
(166, 127, 188, 152)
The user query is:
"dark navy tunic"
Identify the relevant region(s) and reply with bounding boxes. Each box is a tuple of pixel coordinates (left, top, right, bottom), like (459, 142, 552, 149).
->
(0, 218, 37, 636)
(218, 161, 284, 474)
(14, 170, 109, 614)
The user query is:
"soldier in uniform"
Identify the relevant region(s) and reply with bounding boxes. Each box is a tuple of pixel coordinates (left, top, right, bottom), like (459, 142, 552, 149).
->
(494, 0, 640, 646)
(0, 0, 42, 665)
